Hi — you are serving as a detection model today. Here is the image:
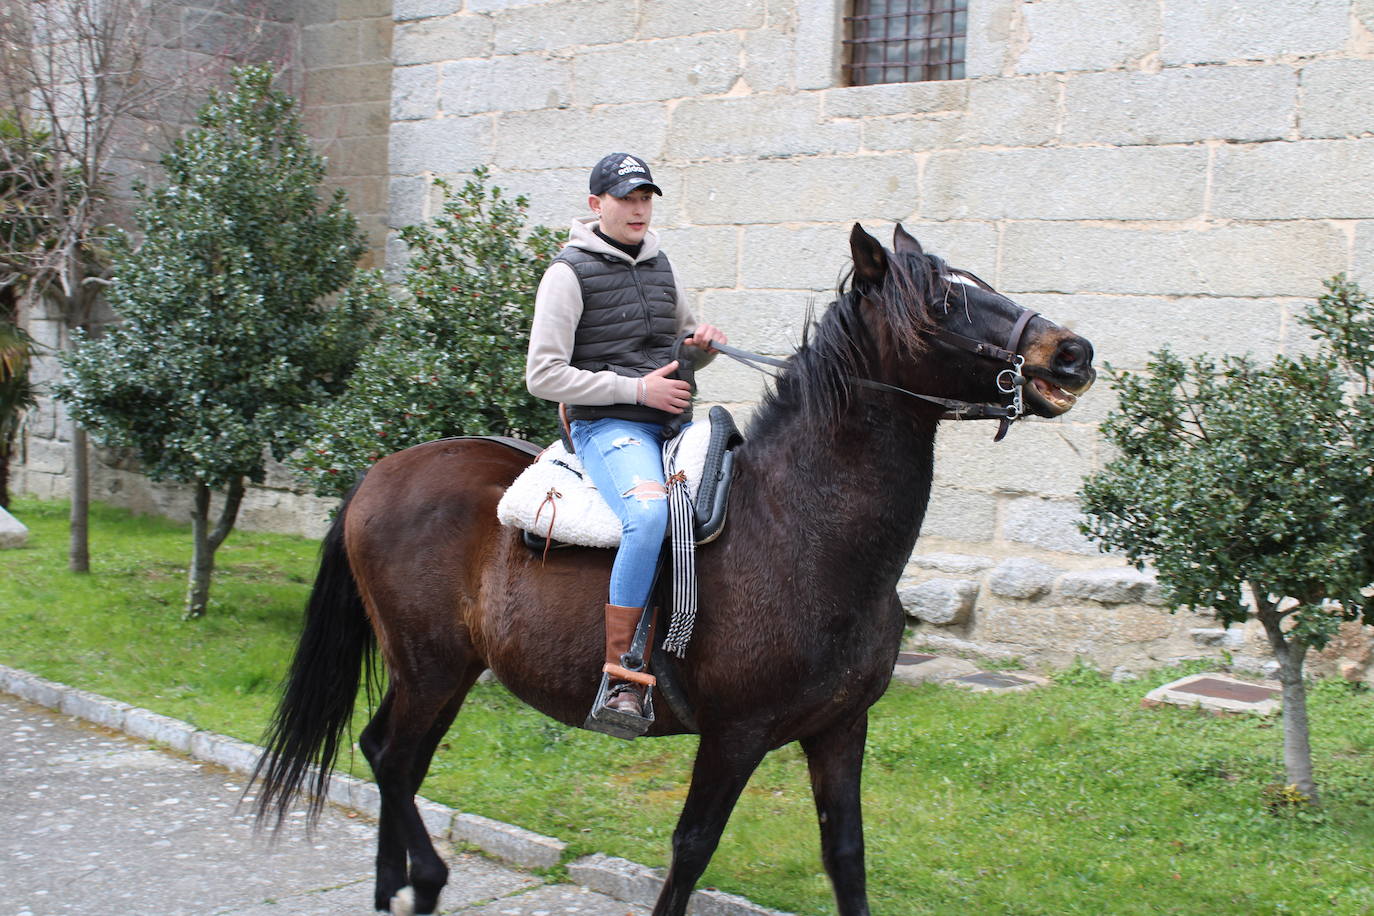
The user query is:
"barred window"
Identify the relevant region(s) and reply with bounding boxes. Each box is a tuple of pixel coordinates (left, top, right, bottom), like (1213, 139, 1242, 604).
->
(843, 0, 968, 86)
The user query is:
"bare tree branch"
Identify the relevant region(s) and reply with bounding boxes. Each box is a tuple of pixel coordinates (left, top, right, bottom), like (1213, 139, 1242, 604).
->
(0, 0, 279, 318)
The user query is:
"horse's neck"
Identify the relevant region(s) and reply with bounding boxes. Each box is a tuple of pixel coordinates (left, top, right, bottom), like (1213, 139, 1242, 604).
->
(746, 399, 938, 576)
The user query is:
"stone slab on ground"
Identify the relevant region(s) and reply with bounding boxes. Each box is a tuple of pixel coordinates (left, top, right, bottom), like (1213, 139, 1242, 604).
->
(1143, 672, 1282, 715)
(946, 670, 1051, 693)
(458, 882, 651, 915)
(891, 652, 1050, 692)
(0, 664, 576, 874)
(0, 504, 28, 548)
(3, 692, 384, 914)
(891, 651, 980, 685)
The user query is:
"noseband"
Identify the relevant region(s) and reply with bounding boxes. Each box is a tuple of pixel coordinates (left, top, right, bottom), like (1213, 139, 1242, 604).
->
(917, 295, 1039, 442)
(708, 271, 1040, 442)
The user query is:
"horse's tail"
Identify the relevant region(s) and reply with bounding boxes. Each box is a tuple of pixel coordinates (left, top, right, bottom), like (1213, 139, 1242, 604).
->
(250, 481, 376, 829)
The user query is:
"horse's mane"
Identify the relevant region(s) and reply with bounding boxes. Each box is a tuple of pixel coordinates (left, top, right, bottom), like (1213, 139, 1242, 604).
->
(747, 248, 960, 438)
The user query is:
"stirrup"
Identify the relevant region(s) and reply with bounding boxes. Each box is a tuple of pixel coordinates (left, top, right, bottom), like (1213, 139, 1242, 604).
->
(584, 671, 655, 739)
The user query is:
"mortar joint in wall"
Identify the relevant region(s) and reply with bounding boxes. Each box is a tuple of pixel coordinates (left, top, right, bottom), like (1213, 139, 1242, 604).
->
(1135, 50, 1162, 75)
(1052, 73, 1067, 144)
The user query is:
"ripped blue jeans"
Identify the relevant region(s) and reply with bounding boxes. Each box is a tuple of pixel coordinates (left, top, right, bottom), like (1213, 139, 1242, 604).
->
(569, 418, 670, 610)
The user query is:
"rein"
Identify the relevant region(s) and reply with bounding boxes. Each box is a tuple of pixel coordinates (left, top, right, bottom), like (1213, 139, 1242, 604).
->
(706, 304, 1039, 443)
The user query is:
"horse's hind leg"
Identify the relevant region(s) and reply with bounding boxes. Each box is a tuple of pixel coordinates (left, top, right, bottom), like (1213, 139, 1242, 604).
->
(360, 690, 405, 909)
(653, 732, 768, 916)
(801, 713, 871, 916)
(361, 663, 482, 914)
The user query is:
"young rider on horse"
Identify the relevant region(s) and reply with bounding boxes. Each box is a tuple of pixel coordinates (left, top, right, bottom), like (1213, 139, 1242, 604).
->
(525, 152, 727, 721)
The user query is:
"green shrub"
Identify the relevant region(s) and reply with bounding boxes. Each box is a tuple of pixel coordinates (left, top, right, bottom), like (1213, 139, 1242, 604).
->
(1079, 274, 1374, 804)
(296, 168, 562, 498)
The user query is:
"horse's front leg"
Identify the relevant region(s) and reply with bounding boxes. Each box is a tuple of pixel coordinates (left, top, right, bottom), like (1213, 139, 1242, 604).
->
(801, 712, 871, 916)
(653, 732, 769, 916)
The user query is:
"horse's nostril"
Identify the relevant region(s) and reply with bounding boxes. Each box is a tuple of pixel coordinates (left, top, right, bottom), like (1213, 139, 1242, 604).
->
(1056, 339, 1095, 369)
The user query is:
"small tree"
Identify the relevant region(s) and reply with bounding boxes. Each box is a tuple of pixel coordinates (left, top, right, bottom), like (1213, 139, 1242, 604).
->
(57, 66, 382, 617)
(295, 168, 561, 498)
(1079, 275, 1374, 805)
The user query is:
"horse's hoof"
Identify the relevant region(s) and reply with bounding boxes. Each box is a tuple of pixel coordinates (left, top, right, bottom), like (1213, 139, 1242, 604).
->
(389, 886, 415, 916)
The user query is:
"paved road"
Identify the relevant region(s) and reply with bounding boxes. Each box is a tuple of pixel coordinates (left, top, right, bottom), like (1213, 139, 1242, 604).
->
(1, 694, 645, 916)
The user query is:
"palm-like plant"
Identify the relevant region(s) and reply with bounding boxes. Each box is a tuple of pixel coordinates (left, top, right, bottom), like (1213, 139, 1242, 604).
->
(0, 317, 36, 508)
(0, 110, 47, 510)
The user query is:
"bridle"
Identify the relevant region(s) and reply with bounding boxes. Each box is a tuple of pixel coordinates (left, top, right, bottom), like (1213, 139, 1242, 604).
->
(704, 269, 1040, 442)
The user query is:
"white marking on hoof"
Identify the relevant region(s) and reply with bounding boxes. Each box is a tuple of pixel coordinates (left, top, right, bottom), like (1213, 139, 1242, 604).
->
(389, 886, 415, 916)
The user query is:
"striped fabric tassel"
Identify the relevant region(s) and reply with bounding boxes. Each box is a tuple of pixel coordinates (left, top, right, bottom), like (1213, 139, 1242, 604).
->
(662, 437, 697, 658)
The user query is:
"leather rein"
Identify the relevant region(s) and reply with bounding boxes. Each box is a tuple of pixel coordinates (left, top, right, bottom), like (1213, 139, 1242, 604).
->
(706, 271, 1039, 443)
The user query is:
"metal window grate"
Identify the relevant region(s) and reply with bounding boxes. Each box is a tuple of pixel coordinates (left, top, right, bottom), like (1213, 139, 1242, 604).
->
(843, 0, 968, 85)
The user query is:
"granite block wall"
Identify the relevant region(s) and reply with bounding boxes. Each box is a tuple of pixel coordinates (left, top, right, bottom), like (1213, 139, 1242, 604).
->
(378, 0, 1374, 674)
(14, 0, 1374, 674)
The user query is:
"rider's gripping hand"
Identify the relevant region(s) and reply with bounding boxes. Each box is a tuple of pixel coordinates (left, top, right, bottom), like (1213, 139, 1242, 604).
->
(684, 324, 727, 352)
(640, 361, 691, 414)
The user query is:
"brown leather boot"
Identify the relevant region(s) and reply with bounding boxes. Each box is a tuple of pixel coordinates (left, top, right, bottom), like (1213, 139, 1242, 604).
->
(602, 603, 656, 717)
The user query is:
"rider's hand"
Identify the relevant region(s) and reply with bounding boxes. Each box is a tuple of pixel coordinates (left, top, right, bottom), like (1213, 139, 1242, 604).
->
(684, 324, 727, 353)
(640, 361, 691, 414)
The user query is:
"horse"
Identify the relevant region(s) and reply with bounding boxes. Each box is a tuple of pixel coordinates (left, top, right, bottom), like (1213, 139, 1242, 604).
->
(251, 223, 1096, 915)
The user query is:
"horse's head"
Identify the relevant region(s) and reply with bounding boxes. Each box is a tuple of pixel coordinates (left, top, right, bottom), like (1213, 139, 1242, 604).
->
(849, 222, 1095, 424)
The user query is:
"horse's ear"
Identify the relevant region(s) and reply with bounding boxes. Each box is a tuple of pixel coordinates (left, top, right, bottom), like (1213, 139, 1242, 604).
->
(850, 223, 888, 288)
(893, 223, 924, 256)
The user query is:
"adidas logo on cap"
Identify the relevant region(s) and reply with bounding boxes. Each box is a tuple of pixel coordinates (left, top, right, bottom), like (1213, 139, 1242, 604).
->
(590, 152, 661, 196)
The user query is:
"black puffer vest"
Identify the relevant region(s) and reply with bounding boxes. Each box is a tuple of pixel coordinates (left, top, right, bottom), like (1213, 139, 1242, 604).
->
(559, 245, 691, 428)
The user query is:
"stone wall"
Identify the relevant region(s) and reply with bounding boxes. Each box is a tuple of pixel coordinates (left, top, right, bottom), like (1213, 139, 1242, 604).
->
(14, 0, 1374, 674)
(384, 0, 1374, 551)
(384, 0, 1374, 673)
(902, 546, 1230, 678)
(898, 536, 1373, 686)
(300, 0, 394, 265)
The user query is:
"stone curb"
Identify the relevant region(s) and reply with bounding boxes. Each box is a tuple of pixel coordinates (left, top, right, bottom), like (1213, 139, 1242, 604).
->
(568, 854, 792, 916)
(0, 663, 791, 916)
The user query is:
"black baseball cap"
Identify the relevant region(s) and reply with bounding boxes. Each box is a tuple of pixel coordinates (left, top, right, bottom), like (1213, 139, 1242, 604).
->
(589, 152, 662, 198)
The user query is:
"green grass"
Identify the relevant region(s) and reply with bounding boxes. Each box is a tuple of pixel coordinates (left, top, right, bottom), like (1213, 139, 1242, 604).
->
(2, 497, 1373, 915)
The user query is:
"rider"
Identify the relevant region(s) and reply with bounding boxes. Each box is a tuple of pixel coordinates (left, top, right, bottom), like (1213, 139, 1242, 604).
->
(526, 152, 726, 720)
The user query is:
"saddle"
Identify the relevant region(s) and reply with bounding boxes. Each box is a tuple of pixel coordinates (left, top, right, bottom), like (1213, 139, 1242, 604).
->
(491, 406, 740, 740)
(497, 405, 743, 553)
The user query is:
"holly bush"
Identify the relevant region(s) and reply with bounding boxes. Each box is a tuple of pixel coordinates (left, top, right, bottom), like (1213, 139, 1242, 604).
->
(295, 168, 562, 498)
(56, 66, 381, 490)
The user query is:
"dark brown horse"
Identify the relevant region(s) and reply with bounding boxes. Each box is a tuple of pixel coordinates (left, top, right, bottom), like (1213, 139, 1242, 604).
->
(252, 225, 1096, 915)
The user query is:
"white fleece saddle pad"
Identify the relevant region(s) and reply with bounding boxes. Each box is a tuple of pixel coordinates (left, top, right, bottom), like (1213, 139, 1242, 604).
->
(496, 420, 715, 548)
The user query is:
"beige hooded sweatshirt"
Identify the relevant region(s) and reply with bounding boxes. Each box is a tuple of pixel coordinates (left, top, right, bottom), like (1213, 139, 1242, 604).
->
(525, 217, 700, 407)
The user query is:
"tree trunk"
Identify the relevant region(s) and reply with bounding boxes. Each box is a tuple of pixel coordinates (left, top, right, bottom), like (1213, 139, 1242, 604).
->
(184, 476, 245, 619)
(0, 439, 10, 509)
(69, 425, 89, 572)
(66, 295, 95, 573)
(1252, 585, 1319, 805)
(1277, 641, 1318, 804)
